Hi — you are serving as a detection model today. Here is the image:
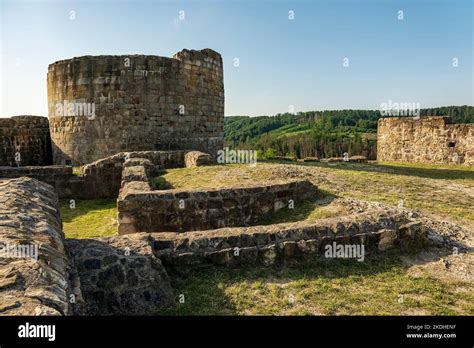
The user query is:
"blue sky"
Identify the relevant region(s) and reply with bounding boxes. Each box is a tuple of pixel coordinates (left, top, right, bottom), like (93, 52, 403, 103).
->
(1, 0, 472, 117)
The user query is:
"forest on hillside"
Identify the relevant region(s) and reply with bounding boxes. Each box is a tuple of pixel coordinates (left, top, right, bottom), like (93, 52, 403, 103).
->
(224, 106, 474, 160)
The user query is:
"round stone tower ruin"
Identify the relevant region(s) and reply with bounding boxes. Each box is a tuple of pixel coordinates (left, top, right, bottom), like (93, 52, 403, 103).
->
(47, 48, 224, 165)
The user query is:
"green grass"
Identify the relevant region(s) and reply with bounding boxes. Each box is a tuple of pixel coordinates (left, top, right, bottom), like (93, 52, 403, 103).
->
(256, 197, 346, 225)
(161, 161, 474, 226)
(59, 199, 117, 238)
(158, 164, 282, 190)
(155, 161, 473, 316)
(301, 161, 474, 225)
(72, 167, 82, 176)
(151, 175, 173, 190)
(157, 252, 473, 315)
(318, 160, 474, 181)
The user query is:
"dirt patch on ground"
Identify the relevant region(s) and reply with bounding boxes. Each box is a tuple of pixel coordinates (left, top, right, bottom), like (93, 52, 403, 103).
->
(402, 249, 473, 283)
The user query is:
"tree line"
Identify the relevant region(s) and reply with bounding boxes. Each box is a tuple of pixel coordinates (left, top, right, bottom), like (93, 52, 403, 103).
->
(224, 106, 473, 160)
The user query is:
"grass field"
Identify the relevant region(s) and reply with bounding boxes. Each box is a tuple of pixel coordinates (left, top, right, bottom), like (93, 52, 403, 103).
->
(304, 161, 474, 225)
(156, 252, 473, 315)
(60, 199, 117, 238)
(59, 161, 473, 315)
(160, 161, 474, 226)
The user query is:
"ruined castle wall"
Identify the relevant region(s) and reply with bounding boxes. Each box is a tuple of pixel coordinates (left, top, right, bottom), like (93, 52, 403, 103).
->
(377, 116, 474, 165)
(0, 116, 52, 166)
(47, 49, 224, 165)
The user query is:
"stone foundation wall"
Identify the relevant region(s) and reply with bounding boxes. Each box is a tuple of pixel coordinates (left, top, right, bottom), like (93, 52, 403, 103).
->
(118, 178, 320, 234)
(0, 177, 75, 315)
(152, 208, 425, 272)
(377, 116, 474, 165)
(0, 165, 72, 178)
(48, 49, 224, 165)
(0, 116, 52, 166)
(80, 151, 186, 198)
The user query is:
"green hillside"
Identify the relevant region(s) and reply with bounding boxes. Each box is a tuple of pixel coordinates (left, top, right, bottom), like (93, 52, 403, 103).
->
(224, 106, 474, 160)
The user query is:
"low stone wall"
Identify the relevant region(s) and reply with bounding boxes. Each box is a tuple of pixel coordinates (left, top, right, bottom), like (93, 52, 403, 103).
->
(79, 151, 185, 199)
(0, 115, 52, 166)
(0, 165, 72, 178)
(302, 157, 320, 162)
(0, 177, 173, 316)
(66, 233, 174, 315)
(120, 158, 157, 193)
(0, 177, 76, 315)
(0, 165, 88, 199)
(319, 156, 368, 163)
(268, 156, 297, 162)
(151, 208, 425, 272)
(0, 150, 200, 199)
(118, 178, 319, 234)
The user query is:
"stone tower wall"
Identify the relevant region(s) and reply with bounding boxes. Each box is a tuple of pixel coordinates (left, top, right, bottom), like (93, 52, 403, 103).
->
(47, 48, 224, 165)
(0, 116, 52, 166)
(377, 116, 474, 166)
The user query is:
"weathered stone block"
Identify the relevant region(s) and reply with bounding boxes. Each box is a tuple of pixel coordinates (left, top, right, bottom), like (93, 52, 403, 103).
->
(259, 244, 279, 266)
(375, 229, 398, 251)
(185, 151, 213, 168)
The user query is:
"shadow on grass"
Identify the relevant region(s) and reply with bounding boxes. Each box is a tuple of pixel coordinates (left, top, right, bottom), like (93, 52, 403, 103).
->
(266, 160, 474, 181)
(257, 190, 338, 225)
(156, 249, 466, 315)
(151, 170, 175, 190)
(59, 199, 116, 223)
(367, 163, 473, 180)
